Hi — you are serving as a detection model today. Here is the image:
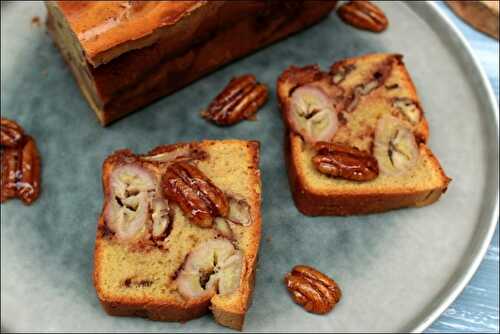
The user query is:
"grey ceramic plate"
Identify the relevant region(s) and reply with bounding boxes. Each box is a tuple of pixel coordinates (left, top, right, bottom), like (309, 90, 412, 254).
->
(1, 1, 498, 332)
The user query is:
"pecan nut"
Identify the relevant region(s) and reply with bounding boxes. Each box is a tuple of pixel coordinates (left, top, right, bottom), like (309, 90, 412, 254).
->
(338, 1, 388, 33)
(1, 118, 24, 147)
(1, 136, 41, 205)
(0, 147, 20, 203)
(17, 136, 41, 204)
(162, 162, 228, 227)
(202, 74, 268, 126)
(284, 265, 341, 314)
(312, 142, 379, 181)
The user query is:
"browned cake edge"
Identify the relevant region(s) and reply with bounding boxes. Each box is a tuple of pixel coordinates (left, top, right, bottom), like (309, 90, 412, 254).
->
(285, 132, 450, 216)
(93, 140, 262, 330)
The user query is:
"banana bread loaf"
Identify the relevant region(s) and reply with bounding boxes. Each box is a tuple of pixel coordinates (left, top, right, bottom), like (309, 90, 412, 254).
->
(45, 1, 337, 126)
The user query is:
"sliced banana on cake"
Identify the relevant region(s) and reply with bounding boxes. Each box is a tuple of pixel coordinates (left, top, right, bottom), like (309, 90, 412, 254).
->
(177, 239, 243, 300)
(105, 164, 158, 241)
(392, 97, 421, 125)
(288, 85, 338, 144)
(214, 217, 234, 239)
(374, 114, 419, 175)
(227, 195, 252, 226)
(150, 198, 170, 239)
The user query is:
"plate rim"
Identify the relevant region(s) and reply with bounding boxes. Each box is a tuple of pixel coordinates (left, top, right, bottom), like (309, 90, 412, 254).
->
(405, 1, 499, 333)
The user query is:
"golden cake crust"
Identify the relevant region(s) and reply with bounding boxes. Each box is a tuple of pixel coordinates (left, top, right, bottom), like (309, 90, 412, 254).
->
(45, 1, 337, 125)
(52, 1, 207, 66)
(93, 140, 262, 330)
(286, 132, 450, 216)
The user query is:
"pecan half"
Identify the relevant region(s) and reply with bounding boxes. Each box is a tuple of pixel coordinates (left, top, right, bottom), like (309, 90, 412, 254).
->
(202, 74, 268, 126)
(284, 265, 341, 314)
(0, 147, 20, 203)
(162, 162, 228, 228)
(1, 118, 24, 148)
(338, 1, 388, 33)
(312, 142, 379, 181)
(17, 136, 41, 204)
(0, 136, 41, 205)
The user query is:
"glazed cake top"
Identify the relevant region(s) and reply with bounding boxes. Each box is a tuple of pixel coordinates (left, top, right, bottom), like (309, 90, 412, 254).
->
(50, 1, 207, 67)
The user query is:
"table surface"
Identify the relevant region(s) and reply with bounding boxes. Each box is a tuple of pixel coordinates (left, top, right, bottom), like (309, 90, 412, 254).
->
(427, 2, 499, 333)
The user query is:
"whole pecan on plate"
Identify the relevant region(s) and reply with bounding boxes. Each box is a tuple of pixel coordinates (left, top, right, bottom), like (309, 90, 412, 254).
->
(17, 136, 41, 204)
(337, 1, 388, 33)
(1, 117, 24, 147)
(202, 74, 269, 126)
(312, 141, 379, 181)
(284, 265, 342, 314)
(0, 118, 41, 205)
(161, 161, 229, 228)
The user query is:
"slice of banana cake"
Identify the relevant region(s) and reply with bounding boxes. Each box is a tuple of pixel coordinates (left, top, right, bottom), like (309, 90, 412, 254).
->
(93, 140, 261, 330)
(277, 53, 450, 216)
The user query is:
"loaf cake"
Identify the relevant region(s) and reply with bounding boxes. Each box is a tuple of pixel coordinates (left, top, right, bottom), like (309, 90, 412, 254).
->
(93, 140, 262, 330)
(277, 53, 451, 216)
(45, 1, 337, 126)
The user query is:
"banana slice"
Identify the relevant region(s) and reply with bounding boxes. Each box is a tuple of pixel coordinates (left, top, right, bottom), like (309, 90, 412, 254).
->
(227, 195, 252, 226)
(289, 85, 338, 144)
(151, 198, 170, 238)
(105, 165, 157, 241)
(392, 98, 421, 124)
(216, 252, 243, 296)
(214, 217, 234, 239)
(374, 115, 419, 175)
(177, 239, 242, 299)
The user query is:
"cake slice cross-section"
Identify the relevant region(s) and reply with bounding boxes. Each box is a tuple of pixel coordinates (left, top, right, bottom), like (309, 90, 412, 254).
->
(93, 140, 262, 330)
(277, 53, 451, 216)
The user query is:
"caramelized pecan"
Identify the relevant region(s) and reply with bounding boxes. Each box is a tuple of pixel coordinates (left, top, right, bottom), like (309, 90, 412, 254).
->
(202, 74, 268, 126)
(284, 265, 341, 314)
(312, 142, 379, 181)
(17, 136, 41, 204)
(1, 118, 24, 148)
(162, 162, 228, 228)
(338, 1, 388, 33)
(0, 147, 20, 203)
(0, 136, 41, 205)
